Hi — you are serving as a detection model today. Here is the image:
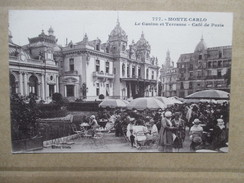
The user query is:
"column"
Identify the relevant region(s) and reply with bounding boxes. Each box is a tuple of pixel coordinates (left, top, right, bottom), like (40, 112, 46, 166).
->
(135, 65, 138, 77)
(19, 72, 23, 95)
(23, 73, 28, 96)
(41, 74, 45, 100)
(56, 75, 59, 93)
(64, 85, 67, 97)
(46, 84, 49, 98)
(74, 85, 77, 97)
(38, 82, 41, 98)
(54, 84, 57, 93)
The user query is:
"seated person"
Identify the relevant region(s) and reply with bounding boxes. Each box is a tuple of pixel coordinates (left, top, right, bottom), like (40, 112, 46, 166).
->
(88, 115, 99, 137)
(189, 119, 203, 151)
(144, 119, 159, 146)
(132, 120, 148, 148)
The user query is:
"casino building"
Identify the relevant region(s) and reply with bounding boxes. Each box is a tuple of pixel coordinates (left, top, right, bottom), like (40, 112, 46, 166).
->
(8, 19, 160, 101)
(8, 28, 60, 101)
(176, 36, 231, 98)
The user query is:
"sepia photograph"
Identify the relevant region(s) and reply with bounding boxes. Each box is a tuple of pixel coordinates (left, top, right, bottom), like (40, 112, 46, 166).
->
(8, 10, 232, 153)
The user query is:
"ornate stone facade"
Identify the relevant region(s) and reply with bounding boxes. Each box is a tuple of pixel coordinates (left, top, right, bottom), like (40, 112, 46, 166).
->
(9, 20, 160, 101)
(9, 28, 59, 101)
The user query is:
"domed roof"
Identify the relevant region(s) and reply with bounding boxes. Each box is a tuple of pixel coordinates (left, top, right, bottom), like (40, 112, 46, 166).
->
(194, 36, 207, 52)
(136, 32, 151, 50)
(108, 19, 127, 42)
(48, 26, 54, 33)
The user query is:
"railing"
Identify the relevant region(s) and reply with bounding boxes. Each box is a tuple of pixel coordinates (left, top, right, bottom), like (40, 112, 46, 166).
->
(64, 70, 78, 75)
(92, 71, 114, 79)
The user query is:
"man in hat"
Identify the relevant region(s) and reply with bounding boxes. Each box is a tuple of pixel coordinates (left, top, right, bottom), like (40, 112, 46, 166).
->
(189, 119, 203, 151)
(211, 119, 227, 150)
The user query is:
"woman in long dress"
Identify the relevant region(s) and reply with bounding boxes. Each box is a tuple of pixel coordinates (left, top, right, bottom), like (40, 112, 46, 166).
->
(172, 112, 185, 152)
(158, 111, 176, 152)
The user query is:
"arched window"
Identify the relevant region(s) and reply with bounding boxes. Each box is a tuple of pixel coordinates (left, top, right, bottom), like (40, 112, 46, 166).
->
(10, 74, 17, 95)
(29, 75, 38, 96)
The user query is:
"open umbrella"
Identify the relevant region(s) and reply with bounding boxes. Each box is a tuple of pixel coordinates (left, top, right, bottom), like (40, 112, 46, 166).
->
(155, 97, 175, 107)
(168, 97, 183, 104)
(185, 89, 229, 100)
(127, 97, 166, 110)
(99, 99, 127, 108)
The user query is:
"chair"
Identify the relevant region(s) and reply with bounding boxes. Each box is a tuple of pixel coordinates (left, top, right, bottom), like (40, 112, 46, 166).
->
(71, 125, 83, 139)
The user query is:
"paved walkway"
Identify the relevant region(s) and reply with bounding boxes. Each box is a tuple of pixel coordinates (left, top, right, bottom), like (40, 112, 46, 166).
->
(32, 131, 192, 153)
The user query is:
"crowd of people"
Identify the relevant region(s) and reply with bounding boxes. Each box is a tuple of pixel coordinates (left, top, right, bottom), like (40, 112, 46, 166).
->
(83, 101, 229, 152)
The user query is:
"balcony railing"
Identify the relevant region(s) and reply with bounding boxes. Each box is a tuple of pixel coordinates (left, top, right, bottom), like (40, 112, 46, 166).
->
(92, 71, 114, 79)
(64, 70, 78, 75)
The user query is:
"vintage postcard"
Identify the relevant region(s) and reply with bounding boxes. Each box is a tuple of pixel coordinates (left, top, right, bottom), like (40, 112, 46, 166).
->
(8, 10, 232, 153)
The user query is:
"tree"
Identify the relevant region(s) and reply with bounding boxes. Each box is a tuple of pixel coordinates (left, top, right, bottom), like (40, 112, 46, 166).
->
(52, 93, 63, 104)
(99, 94, 105, 100)
(10, 94, 39, 140)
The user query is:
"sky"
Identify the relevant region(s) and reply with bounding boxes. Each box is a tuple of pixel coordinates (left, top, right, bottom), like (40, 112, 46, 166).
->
(9, 10, 233, 67)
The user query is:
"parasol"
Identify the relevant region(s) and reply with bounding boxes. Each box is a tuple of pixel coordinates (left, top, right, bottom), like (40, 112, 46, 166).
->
(127, 97, 166, 110)
(99, 99, 127, 108)
(185, 89, 229, 100)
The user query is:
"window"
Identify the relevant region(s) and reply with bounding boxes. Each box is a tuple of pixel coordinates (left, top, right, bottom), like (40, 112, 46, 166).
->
(106, 47, 109, 53)
(199, 55, 202, 60)
(10, 74, 17, 94)
(69, 58, 74, 71)
(122, 64, 125, 76)
(66, 85, 74, 97)
(207, 70, 212, 76)
(219, 51, 222, 58)
(49, 85, 54, 97)
(96, 59, 100, 72)
(197, 71, 201, 77)
(146, 69, 149, 79)
(217, 70, 222, 77)
(105, 61, 109, 74)
(132, 66, 135, 77)
(29, 75, 38, 95)
(189, 72, 193, 78)
(180, 82, 184, 89)
(208, 62, 212, 68)
(189, 64, 193, 70)
(122, 45, 126, 51)
(189, 82, 193, 89)
(127, 66, 130, 77)
(113, 68, 116, 74)
(96, 83, 100, 96)
(218, 61, 222, 67)
(106, 84, 110, 96)
(152, 71, 154, 80)
(96, 44, 100, 51)
(213, 61, 218, 68)
(138, 67, 141, 77)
